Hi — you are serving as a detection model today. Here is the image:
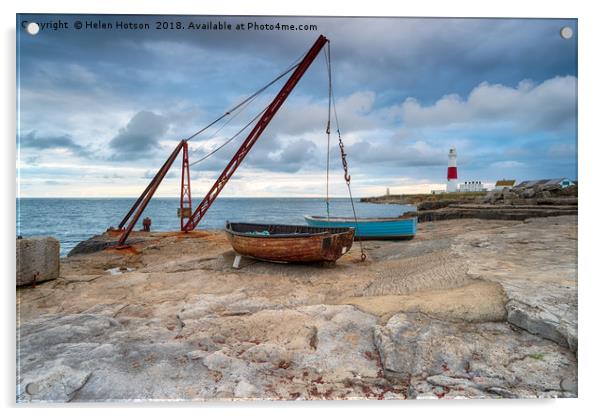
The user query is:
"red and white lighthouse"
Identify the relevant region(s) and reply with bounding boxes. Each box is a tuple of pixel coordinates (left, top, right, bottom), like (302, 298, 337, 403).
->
(446, 147, 458, 193)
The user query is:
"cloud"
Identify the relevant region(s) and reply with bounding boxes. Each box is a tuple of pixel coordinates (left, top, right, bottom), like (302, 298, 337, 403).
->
(34, 63, 98, 90)
(109, 111, 170, 160)
(276, 138, 319, 171)
(490, 160, 526, 169)
(20, 131, 90, 157)
(247, 138, 319, 173)
(547, 143, 576, 158)
(398, 76, 577, 133)
(146, 75, 576, 179)
(347, 139, 447, 167)
(143, 169, 177, 179)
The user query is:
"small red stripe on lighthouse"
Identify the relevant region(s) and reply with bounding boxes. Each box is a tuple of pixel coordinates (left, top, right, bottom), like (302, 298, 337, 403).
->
(447, 167, 457, 180)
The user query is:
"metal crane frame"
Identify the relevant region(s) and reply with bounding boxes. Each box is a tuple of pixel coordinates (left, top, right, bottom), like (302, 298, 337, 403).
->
(116, 35, 329, 246)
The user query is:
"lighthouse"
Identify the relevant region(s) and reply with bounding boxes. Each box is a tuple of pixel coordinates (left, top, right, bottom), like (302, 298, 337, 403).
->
(446, 147, 458, 193)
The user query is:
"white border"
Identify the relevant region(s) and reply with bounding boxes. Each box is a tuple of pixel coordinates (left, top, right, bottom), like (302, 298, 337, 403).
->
(3, 1, 600, 415)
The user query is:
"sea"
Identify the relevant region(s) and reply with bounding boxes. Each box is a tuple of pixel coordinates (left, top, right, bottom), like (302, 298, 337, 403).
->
(17, 198, 415, 257)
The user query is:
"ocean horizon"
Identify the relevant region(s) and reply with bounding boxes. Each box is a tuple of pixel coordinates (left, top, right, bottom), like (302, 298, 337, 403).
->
(16, 197, 415, 256)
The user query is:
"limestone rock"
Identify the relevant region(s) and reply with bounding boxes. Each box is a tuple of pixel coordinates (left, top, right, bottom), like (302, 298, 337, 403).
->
(17, 237, 60, 286)
(18, 364, 91, 402)
(186, 350, 208, 360)
(234, 380, 258, 398)
(454, 216, 578, 352)
(503, 191, 517, 201)
(521, 188, 536, 198)
(506, 296, 577, 350)
(67, 234, 150, 256)
(17, 306, 395, 402)
(17, 313, 214, 402)
(374, 312, 577, 398)
(241, 342, 290, 364)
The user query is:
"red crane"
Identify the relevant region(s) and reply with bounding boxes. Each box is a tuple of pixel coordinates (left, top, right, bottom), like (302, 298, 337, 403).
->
(116, 35, 329, 246)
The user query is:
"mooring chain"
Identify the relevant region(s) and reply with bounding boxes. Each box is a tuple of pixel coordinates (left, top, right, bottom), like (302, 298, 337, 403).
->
(338, 137, 351, 184)
(335, 129, 366, 262)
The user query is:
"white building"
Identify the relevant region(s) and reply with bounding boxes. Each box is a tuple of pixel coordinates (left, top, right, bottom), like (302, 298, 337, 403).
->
(459, 181, 485, 192)
(495, 179, 516, 190)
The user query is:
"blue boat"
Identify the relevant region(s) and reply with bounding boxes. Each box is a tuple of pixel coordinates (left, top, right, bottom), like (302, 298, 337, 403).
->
(304, 215, 417, 240)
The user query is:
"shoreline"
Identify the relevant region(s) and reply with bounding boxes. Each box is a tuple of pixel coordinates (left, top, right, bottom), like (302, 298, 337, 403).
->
(17, 198, 414, 257)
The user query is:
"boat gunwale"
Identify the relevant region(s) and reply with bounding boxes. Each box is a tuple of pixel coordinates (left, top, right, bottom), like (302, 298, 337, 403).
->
(303, 214, 416, 223)
(225, 221, 355, 239)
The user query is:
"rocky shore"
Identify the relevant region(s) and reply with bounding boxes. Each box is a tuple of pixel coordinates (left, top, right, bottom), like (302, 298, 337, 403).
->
(16, 216, 577, 402)
(365, 184, 577, 223)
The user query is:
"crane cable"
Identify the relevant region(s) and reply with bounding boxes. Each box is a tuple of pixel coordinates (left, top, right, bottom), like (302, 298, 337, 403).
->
(325, 41, 366, 262)
(186, 91, 265, 161)
(185, 44, 313, 165)
(189, 102, 270, 167)
(184, 57, 302, 143)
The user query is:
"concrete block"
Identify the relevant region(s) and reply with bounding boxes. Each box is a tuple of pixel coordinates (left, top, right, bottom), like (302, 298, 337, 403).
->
(16, 237, 60, 286)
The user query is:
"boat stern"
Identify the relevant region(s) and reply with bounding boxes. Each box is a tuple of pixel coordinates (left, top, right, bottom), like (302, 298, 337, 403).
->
(320, 228, 355, 261)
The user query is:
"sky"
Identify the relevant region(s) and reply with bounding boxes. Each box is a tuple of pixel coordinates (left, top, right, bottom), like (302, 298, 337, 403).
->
(16, 15, 578, 198)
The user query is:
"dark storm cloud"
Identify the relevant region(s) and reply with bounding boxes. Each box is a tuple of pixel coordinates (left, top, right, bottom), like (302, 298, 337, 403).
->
(18, 15, 578, 124)
(18, 15, 577, 106)
(109, 111, 170, 160)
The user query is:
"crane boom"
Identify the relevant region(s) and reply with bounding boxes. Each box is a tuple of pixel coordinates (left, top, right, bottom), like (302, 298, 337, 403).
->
(182, 34, 329, 231)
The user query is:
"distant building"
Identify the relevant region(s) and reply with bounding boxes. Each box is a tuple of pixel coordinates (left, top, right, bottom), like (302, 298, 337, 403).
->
(386, 187, 390, 196)
(495, 179, 516, 190)
(431, 190, 445, 195)
(459, 181, 485, 192)
(515, 178, 575, 189)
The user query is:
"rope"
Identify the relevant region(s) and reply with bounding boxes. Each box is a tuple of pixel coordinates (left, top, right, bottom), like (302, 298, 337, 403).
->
(326, 41, 366, 262)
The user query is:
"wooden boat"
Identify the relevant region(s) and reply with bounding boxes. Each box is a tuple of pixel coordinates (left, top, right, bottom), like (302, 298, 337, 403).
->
(304, 214, 417, 240)
(225, 222, 355, 264)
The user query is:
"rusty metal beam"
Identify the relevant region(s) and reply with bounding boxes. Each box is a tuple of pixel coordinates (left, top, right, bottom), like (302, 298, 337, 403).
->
(117, 149, 177, 230)
(117, 140, 185, 246)
(179, 140, 192, 230)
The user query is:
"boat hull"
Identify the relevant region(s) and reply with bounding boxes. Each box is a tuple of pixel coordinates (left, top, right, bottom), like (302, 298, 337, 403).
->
(225, 222, 355, 263)
(304, 215, 417, 240)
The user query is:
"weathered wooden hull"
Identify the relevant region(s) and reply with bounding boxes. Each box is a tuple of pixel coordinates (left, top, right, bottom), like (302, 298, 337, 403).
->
(225, 222, 355, 263)
(304, 215, 417, 240)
